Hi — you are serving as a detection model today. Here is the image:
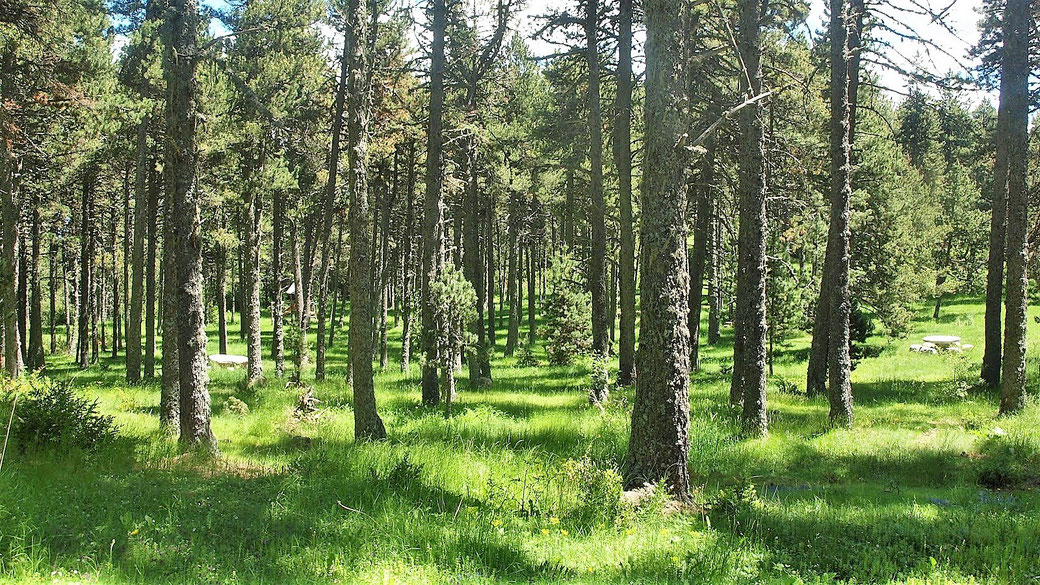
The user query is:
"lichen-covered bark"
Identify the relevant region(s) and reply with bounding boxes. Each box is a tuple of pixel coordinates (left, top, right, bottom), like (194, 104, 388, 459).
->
(624, 0, 691, 501)
(144, 158, 159, 378)
(345, 0, 386, 440)
(243, 151, 263, 384)
(163, 0, 215, 450)
(160, 171, 180, 435)
(998, 0, 1031, 415)
(615, 0, 636, 388)
(732, 0, 768, 437)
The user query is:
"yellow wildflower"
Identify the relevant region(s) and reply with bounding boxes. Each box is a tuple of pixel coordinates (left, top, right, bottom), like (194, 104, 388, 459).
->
(541, 529, 550, 535)
(560, 529, 569, 536)
(549, 517, 560, 525)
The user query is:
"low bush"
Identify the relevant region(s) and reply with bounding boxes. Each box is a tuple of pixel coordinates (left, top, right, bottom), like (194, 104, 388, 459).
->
(5, 375, 118, 453)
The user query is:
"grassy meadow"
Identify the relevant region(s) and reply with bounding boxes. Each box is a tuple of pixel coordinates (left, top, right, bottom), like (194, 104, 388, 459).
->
(1, 297, 1039, 584)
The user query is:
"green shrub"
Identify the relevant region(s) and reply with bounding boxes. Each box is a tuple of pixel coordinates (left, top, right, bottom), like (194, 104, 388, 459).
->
(7, 375, 117, 453)
(561, 456, 626, 525)
(543, 253, 591, 365)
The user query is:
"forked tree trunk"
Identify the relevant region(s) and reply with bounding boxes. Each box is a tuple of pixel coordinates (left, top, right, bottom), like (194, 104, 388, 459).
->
(624, 0, 691, 500)
(998, 0, 1031, 415)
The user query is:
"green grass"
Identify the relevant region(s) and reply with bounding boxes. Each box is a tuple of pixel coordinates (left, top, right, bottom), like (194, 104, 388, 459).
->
(1, 297, 1039, 584)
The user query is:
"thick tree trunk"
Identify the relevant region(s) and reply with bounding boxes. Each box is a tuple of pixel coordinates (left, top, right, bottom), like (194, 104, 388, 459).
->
(345, 0, 386, 439)
(615, 0, 636, 387)
(164, 0, 215, 450)
(587, 0, 609, 404)
(998, 0, 1031, 415)
(625, 0, 691, 500)
(421, 0, 447, 405)
(825, 0, 854, 427)
(688, 136, 716, 374)
(127, 120, 148, 382)
(732, 0, 769, 436)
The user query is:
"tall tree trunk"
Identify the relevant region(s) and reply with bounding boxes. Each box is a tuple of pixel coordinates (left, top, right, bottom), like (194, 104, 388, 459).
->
(688, 135, 716, 374)
(215, 241, 225, 349)
(378, 155, 395, 372)
(998, 0, 1031, 415)
(127, 120, 148, 382)
(243, 150, 263, 384)
(486, 198, 496, 350)
(110, 197, 120, 357)
(707, 202, 721, 345)
(164, 0, 215, 450)
(825, 0, 854, 427)
(504, 193, 520, 356)
(526, 238, 535, 346)
(587, 0, 609, 404)
(463, 132, 490, 384)
(78, 169, 95, 369)
(0, 51, 21, 377)
(27, 198, 43, 369)
(731, 0, 768, 436)
(145, 159, 159, 378)
(49, 237, 56, 354)
(982, 5, 1018, 389)
(271, 186, 285, 377)
(624, 0, 691, 500)
(421, 0, 447, 405)
(160, 179, 180, 434)
(615, 0, 636, 387)
(314, 26, 351, 382)
(346, 0, 386, 439)
(291, 222, 306, 384)
(401, 142, 416, 373)
(327, 218, 345, 348)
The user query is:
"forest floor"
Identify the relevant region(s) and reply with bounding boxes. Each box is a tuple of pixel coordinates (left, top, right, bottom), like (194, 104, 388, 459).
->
(1, 297, 1039, 584)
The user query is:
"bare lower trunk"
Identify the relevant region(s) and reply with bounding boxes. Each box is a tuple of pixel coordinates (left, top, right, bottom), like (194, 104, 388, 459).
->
(217, 243, 228, 354)
(127, 119, 148, 382)
(145, 160, 159, 378)
(160, 191, 180, 434)
(271, 188, 284, 376)
(0, 52, 20, 377)
(625, 0, 691, 500)
(164, 0, 215, 450)
(825, 0, 854, 427)
(688, 135, 716, 374)
(587, 0, 609, 404)
(615, 0, 636, 387)
(400, 143, 416, 373)
(77, 169, 95, 369)
(346, 0, 386, 439)
(244, 151, 263, 384)
(420, 0, 447, 406)
(998, 0, 1031, 415)
(732, 0, 768, 436)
